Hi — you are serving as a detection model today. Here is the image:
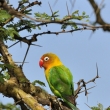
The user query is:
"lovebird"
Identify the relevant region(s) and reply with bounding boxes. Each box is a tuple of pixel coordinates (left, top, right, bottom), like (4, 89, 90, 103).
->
(39, 53, 78, 110)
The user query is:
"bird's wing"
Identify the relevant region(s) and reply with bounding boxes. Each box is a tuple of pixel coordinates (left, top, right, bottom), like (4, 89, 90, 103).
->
(49, 65, 74, 97)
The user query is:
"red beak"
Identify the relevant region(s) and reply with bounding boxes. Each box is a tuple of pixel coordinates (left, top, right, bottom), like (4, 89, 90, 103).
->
(39, 59, 43, 68)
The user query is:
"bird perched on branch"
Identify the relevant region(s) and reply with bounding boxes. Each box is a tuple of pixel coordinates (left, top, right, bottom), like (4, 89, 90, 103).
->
(39, 53, 78, 110)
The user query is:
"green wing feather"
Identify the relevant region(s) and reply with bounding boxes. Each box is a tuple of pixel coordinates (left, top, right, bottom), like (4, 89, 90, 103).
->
(49, 65, 74, 96)
(48, 65, 78, 110)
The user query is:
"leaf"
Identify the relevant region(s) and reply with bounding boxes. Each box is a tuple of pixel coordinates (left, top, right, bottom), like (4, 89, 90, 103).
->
(24, 9, 32, 15)
(91, 107, 100, 110)
(82, 11, 86, 15)
(0, 74, 5, 83)
(98, 103, 103, 110)
(53, 11, 59, 17)
(4, 64, 14, 69)
(7, 28, 20, 39)
(4, 72, 10, 80)
(61, 24, 67, 29)
(0, 102, 21, 110)
(0, 64, 5, 68)
(106, 107, 110, 110)
(71, 23, 78, 29)
(32, 80, 46, 87)
(0, 28, 8, 40)
(37, 26, 41, 30)
(91, 103, 105, 110)
(72, 10, 79, 15)
(35, 12, 51, 19)
(35, 12, 41, 17)
(53, 11, 59, 15)
(86, 19, 89, 22)
(0, 10, 11, 22)
(0, 27, 20, 41)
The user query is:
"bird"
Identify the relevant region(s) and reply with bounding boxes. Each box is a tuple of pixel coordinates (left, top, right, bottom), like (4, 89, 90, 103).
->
(39, 53, 78, 110)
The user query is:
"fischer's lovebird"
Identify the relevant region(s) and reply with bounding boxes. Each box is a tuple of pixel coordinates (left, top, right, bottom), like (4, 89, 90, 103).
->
(39, 53, 78, 110)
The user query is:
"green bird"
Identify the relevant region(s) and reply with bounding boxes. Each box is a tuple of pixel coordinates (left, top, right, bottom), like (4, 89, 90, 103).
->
(39, 53, 78, 110)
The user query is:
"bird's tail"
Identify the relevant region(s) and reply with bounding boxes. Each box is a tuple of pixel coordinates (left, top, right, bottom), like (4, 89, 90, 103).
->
(63, 98, 79, 110)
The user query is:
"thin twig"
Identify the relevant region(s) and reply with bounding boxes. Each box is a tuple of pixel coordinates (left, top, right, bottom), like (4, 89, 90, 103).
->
(69, 0, 76, 13)
(85, 103, 91, 109)
(8, 41, 20, 48)
(74, 64, 99, 100)
(21, 44, 30, 67)
(48, 2, 53, 15)
(79, 86, 96, 93)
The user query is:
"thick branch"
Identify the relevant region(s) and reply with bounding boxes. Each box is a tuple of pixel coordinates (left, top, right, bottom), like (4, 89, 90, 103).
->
(0, 40, 29, 83)
(0, 77, 73, 110)
(0, 40, 73, 110)
(88, 0, 110, 31)
(0, 77, 44, 110)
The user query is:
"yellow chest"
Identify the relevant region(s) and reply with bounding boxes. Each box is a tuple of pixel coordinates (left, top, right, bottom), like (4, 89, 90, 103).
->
(45, 69, 50, 80)
(44, 61, 63, 82)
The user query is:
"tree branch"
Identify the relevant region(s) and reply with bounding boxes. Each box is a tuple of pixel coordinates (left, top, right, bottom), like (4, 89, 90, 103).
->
(88, 0, 110, 31)
(0, 40, 29, 82)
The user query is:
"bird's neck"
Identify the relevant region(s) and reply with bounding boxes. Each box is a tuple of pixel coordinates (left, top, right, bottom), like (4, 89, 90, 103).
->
(44, 61, 63, 77)
(45, 61, 63, 71)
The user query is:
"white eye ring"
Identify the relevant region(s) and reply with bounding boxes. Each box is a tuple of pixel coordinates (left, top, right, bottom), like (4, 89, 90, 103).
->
(44, 57, 49, 61)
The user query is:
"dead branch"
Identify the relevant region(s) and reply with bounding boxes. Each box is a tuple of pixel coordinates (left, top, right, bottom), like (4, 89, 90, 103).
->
(74, 64, 99, 100)
(88, 0, 110, 31)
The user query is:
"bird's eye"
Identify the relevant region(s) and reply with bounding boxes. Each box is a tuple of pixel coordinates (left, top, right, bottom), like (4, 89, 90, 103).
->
(44, 57, 49, 61)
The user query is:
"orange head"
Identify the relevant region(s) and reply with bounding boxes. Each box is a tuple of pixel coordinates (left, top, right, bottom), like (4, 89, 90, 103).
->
(39, 53, 63, 70)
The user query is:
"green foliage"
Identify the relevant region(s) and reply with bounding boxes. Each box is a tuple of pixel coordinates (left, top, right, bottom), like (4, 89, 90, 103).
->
(35, 11, 59, 19)
(91, 103, 110, 110)
(35, 12, 52, 20)
(0, 71, 10, 83)
(35, 10, 89, 30)
(61, 10, 89, 29)
(71, 10, 89, 20)
(53, 11, 59, 17)
(0, 74, 5, 83)
(91, 103, 103, 110)
(0, 3, 89, 41)
(7, 28, 20, 39)
(0, 10, 11, 23)
(32, 80, 46, 87)
(4, 71, 10, 80)
(23, 9, 32, 15)
(106, 108, 110, 110)
(6, 20, 37, 32)
(0, 28, 8, 40)
(0, 102, 21, 110)
(0, 1, 39, 41)
(32, 80, 48, 94)
(0, 64, 12, 83)
(0, 63, 14, 70)
(0, 27, 20, 41)
(61, 22, 77, 30)
(18, 0, 29, 4)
